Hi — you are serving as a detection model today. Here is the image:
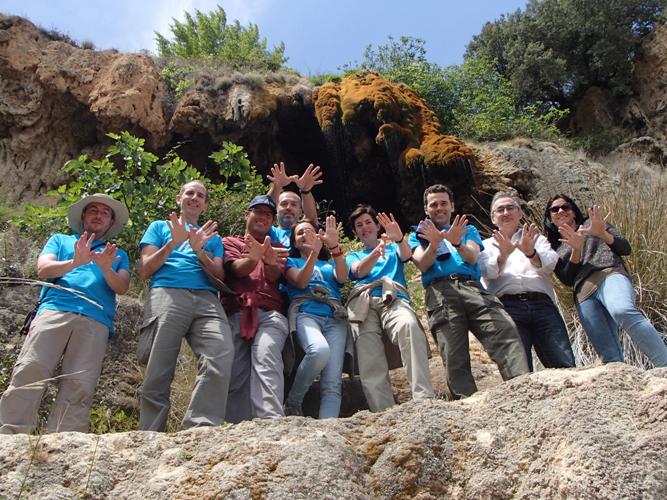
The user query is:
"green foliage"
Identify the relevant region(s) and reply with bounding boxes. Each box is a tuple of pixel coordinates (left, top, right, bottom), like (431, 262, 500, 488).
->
(160, 62, 195, 98)
(13, 132, 264, 261)
(465, 0, 667, 108)
(89, 404, 139, 434)
(155, 5, 287, 71)
(447, 56, 568, 142)
(308, 73, 342, 86)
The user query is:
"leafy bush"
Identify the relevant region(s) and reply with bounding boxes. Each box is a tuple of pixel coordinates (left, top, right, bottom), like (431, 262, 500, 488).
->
(155, 5, 287, 71)
(13, 132, 265, 261)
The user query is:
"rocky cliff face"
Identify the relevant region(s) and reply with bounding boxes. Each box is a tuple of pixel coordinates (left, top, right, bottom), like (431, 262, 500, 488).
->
(0, 364, 665, 498)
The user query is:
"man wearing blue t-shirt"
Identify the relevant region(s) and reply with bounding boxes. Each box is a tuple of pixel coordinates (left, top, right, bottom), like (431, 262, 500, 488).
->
(137, 180, 233, 431)
(410, 184, 528, 399)
(266, 162, 322, 248)
(0, 194, 130, 434)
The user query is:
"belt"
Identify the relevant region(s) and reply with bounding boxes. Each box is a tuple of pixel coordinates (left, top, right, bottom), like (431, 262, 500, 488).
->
(500, 292, 551, 302)
(431, 274, 476, 286)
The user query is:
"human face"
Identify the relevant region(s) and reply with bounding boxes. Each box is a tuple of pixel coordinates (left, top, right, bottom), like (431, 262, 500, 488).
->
(293, 222, 317, 254)
(245, 205, 275, 238)
(177, 182, 208, 222)
(277, 192, 302, 229)
(548, 197, 576, 228)
(491, 197, 522, 234)
(81, 202, 115, 238)
(352, 213, 381, 247)
(425, 191, 454, 228)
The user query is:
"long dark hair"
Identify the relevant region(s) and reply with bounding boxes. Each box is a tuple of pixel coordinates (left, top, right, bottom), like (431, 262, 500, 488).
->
(543, 194, 586, 250)
(288, 219, 331, 260)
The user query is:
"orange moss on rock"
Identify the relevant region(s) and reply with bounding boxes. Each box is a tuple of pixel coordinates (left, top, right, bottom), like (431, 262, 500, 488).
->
(314, 72, 476, 171)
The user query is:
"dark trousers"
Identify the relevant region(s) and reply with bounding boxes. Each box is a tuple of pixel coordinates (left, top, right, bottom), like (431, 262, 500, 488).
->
(500, 294, 575, 371)
(425, 279, 529, 399)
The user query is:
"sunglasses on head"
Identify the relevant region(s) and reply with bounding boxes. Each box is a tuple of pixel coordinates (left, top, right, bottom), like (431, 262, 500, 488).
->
(549, 203, 572, 214)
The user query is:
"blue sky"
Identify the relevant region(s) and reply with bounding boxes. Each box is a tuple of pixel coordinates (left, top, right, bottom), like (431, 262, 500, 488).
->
(2, 0, 528, 75)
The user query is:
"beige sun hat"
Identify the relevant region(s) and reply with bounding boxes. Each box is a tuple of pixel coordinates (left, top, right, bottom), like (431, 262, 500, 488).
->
(67, 194, 129, 239)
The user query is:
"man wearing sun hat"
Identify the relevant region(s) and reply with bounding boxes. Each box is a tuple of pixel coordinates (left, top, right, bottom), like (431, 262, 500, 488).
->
(0, 193, 130, 434)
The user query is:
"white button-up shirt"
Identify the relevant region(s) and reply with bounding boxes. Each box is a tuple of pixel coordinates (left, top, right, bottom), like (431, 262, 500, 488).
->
(480, 229, 559, 302)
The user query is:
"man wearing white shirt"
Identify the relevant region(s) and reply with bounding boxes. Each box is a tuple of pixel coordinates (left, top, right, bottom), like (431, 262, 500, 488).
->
(481, 192, 575, 371)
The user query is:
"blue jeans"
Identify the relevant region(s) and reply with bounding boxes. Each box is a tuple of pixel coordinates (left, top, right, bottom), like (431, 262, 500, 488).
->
(286, 313, 347, 418)
(500, 295, 575, 371)
(577, 273, 667, 367)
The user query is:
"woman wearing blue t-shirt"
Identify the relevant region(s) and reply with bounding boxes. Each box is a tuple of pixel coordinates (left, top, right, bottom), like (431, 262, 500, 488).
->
(284, 215, 348, 418)
(346, 205, 434, 412)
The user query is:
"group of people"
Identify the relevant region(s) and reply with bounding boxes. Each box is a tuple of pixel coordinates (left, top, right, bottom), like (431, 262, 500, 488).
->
(1, 164, 665, 435)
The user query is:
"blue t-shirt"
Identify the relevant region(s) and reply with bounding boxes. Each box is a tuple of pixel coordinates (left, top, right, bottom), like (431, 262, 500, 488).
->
(285, 258, 342, 317)
(140, 220, 224, 293)
(37, 234, 130, 335)
(268, 226, 291, 249)
(346, 243, 409, 301)
(408, 225, 484, 287)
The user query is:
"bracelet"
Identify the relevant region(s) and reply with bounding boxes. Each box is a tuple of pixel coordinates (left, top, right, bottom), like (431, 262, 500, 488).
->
(329, 244, 340, 251)
(299, 189, 311, 195)
(526, 249, 537, 259)
(453, 242, 461, 248)
(331, 249, 344, 258)
(397, 235, 404, 244)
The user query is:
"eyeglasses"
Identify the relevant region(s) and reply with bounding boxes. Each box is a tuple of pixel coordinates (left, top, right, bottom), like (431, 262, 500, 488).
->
(492, 204, 519, 215)
(548, 204, 572, 214)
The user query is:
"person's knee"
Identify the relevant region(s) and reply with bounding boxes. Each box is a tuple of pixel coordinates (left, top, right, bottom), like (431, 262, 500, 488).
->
(58, 377, 96, 405)
(10, 360, 52, 388)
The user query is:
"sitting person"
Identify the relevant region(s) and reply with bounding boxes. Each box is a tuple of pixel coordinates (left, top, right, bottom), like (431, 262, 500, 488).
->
(481, 192, 575, 371)
(283, 216, 348, 418)
(544, 194, 667, 367)
(346, 205, 434, 411)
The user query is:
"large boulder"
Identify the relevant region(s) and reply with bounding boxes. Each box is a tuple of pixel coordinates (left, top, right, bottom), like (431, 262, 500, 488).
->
(0, 364, 664, 498)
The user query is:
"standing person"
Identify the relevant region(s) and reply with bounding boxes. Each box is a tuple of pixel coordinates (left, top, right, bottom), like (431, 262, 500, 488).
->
(0, 194, 130, 434)
(222, 195, 290, 422)
(544, 195, 667, 366)
(346, 205, 434, 411)
(481, 192, 575, 371)
(409, 184, 529, 399)
(283, 216, 347, 418)
(138, 180, 233, 431)
(266, 162, 322, 248)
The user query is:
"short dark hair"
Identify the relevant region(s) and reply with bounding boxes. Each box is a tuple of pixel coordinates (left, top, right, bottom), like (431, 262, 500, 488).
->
(348, 204, 378, 228)
(543, 194, 586, 250)
(288, 219, 331, 260)
(423, 184, 454, 207)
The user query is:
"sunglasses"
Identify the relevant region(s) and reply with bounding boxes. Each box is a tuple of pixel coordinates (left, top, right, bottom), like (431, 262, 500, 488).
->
(549, 203, 572, 214)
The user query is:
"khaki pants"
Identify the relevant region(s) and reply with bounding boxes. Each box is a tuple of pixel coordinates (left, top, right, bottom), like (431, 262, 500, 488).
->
(139, 288, 234, 431)
(0, 309, 108, 434)
(425, 279, 529, 399)
(356, 298, 434, 412)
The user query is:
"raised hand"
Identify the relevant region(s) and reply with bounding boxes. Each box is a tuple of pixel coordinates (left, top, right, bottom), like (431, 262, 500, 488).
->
(72, 231, 95, 267)
(295, 163, 323, 192)
(579, 205, 611, 239)
(558, 223, 585, 252)
(92, 243, 120, 272)
(444, 214, 471, 246)
(189, 220, 218, 254)
(245, 233, 266, 262)
(319, 215, 340, 249)
(267, 161, 297, 189)
(417, 218, 446, 246)
(516, 223, 540, 256)
(263, 237, 289, 268)
(167, 212, 189, 245)
(372, 238, 386, 259)
(377, 212, 403, 242)
(492, 230, 516, 258)
(303, 229, 323, 256)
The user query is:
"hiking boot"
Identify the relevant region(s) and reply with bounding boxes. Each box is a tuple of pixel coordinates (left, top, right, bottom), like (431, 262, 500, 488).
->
(283, 402, 303, 417)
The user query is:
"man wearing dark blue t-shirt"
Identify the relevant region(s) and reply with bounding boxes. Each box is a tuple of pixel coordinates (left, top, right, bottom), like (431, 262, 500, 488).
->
(0, 194, 130, 434)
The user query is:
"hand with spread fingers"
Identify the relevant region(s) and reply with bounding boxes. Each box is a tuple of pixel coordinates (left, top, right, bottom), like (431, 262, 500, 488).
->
(377, 212, 403, 242)
(295, 163, 323, 192)
(189, 220, 218, 254)
(92, 243, 121, 271)
(579, 205, 611, 239)
(492, 229, 516, 258)
(73, 231, 96, 267)
(558, 223, 585, 252)
(418, 218, 446, 246)
(303, 229, 323, 257)
(263, 237, 289, 268)
(444, 214, 471, 246)
(319, 215, 340, 249)
(245, 233, 266, 262)
(167, 212, 189, 245)
(267, 161, 298, 189)
(516, 223, 540, 257)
